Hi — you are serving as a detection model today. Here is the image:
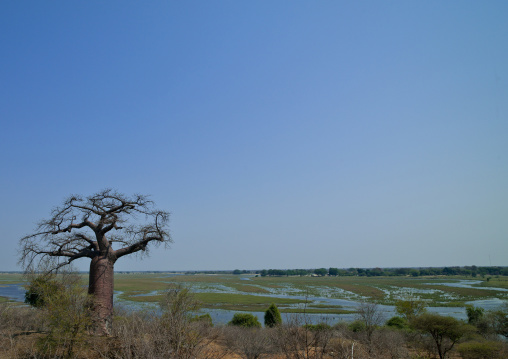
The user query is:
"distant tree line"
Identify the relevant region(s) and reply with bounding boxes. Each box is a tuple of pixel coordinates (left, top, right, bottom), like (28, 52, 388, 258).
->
(258, 266, 508, 277)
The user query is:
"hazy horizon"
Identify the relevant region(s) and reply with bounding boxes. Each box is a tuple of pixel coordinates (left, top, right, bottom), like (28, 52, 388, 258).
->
(1, 1, 507, 272)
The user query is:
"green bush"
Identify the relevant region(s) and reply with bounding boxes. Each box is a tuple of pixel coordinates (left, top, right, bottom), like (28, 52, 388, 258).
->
(466, 306, 484, 324)
(386, 315, 408, 329)
(302, 322, 331, 331)
(264, 303, 282, 327)
(348, 319, 366, 332)
(457, 341, 504, 359)
(30, 272, 92, 359)
(24, 274, 62, 308)
(229, 313, 261, 328)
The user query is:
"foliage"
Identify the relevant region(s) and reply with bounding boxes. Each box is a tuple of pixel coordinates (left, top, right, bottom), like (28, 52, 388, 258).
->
(31, 272, 92, 359)
(411, 313, 475, 359)
(328, 267, 339, 276)
(302, 323, 332, 331)
(472, 302, 508, 338)
(386, 315, 408, 329)
(191, 313, 213, 326)
(486, 302, 508, 338)
(466, 305, 484, 324)
(395, 297, 427, 322)
(457, 340, 505, 359)
(313, 268, 327, 276)
(348, 319, 366, 332)
(264, 303, 282, 327)
(229, 313, 262, 328)
(24, 273, 63, 308)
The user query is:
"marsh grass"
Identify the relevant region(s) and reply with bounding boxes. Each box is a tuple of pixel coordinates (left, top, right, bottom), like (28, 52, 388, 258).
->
(0, 273, 24, 284)
(228, 283, 271, 294)
(2, 272, 507, 314)
(477, 277, 508, 289)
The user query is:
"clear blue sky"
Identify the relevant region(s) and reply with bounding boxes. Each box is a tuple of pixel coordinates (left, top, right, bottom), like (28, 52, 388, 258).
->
(1, 1, 507, 271)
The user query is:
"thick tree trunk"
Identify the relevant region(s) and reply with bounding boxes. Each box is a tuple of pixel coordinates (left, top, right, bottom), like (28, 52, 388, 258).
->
(89, 255, 115, 335)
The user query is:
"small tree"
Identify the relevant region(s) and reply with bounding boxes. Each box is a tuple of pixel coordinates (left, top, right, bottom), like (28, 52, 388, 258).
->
(264, 303, 282, 327)
(229, 313, 262, 328)
(487, 302, 508, 339)
(158, 285, 212, 358)
(466, 306, 484, 325)
(412, 313, 474, 359)
(356, 301, 383, 343)
(313, 268, 327, 276)
(395, 296, 427, 322)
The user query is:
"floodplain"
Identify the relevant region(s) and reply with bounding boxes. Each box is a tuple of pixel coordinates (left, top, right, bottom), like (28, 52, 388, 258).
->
(111, 273, 508, 317)
(2, 272, 507, 318)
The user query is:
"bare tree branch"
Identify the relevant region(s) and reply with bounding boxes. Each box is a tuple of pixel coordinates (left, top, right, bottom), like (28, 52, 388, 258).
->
(19, 189, 171, 273)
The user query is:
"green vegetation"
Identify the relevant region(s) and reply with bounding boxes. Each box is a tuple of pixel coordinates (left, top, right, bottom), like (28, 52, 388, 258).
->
(385, 315, 408, 329)
(264, 303, 282, 327)
(229, 313, 261, 328)
(0, 273, 24, 283)
(2, 271, 507, 316)
(395, 297, 427, 321)
(412, 313, 475, 359)
(457, 340, 505, 359)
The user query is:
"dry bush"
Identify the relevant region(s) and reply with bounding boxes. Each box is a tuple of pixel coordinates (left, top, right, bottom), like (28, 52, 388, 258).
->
(223, 326, 274, 359)
(273, 314, 335, 359)
(0, 303, 42, 356)
(102, 287, 229, 359)
(107, 310, 226, 359)
(369, 328, 410, 359)
(326, 337, 369, 359)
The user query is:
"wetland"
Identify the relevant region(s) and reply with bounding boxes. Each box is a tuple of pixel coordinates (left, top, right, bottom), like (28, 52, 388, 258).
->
(2, 272, 506, 324)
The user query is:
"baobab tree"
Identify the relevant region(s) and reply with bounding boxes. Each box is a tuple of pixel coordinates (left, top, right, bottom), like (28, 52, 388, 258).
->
(19, 189, 171, 334)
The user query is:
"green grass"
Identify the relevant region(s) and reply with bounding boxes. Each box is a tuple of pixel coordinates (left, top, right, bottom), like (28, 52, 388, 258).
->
(0, 273, 25, 284)
(227, 283, 271, 294)
(121, 291, 309, 312)
(281, 308, 356, 314)
(476, 277, 508, 289)
(114, 273, 172, 294)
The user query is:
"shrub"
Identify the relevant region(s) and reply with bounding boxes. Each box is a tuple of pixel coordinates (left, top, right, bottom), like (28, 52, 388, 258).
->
(466, 306, 484, 324)
(191, 313, 213, 326)
(302, 322, 332, 331)
(30, 272, 92, 359)
(264, 303, 282, 327)
(348, 319, 366, 332)
(224, 326, 273, 359)
(411, 313, 475, 359)
(24, 273, 62, 308)
(229, 313, 262, 328)
(395, 297, 427, 322)
(386, 315, 408, 329)
(457, 340, 505, 359)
